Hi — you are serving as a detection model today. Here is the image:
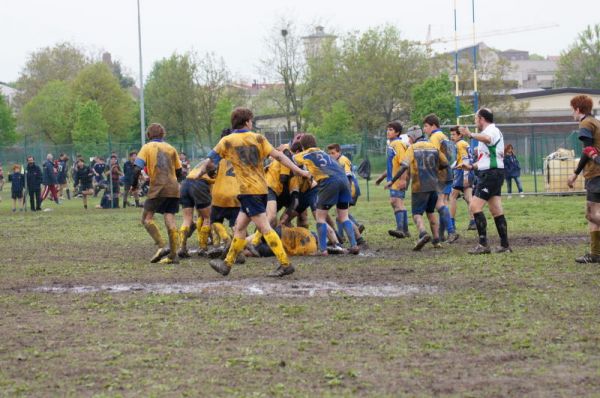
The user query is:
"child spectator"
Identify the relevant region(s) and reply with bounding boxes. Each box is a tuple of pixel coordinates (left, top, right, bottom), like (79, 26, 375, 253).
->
(8, 164, 25, 212)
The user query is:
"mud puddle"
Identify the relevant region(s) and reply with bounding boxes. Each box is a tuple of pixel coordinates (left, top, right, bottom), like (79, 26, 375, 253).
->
(32, 280, 439, 297)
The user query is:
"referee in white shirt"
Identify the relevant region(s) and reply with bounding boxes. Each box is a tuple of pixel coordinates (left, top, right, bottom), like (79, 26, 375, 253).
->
(460, 108, 511, 254)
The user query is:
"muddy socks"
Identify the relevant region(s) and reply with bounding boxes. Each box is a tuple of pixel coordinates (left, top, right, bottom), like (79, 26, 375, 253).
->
(494, 214, 509, 248)
(342, 220, 357, 247)
(198, 225, 211, 250)
(317, 223, 328, 252)
(212, 223, 230, 245)
(591, 231, 600, 257)
(167, 228, 179, 260)
(225, 237, 246, 266)
(394, 210, 404, 231)
(474, 212, 487, 246)
(179, 226, 190, 250)
(263, 229, 290, 266)
(145, 220, 165, 247)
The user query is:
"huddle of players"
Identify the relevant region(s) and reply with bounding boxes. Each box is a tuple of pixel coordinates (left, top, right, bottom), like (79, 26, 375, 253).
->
(132, 107, 364, 278)
(377, 111, 510, 255)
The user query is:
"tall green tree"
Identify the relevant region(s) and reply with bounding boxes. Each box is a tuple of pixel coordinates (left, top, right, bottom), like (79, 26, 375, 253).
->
(71, 63, 136, 140)
(213, 97, 234, 133)
(306, 25, 430, 134)
(311, 101, 358, 145)
(19, 81, 75, 144)
(145, 53, 198, 146)
(556, 24, 600, 89)
(72, 100, 109, 158)
(411, 73, 469, 125)
(0, 95, 17, 145)
(15, 42, 88, 109)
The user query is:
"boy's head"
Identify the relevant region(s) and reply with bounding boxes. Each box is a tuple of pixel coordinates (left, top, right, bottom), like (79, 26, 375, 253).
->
(13, 164, 20, 172)
(422, 114, 440, 135)
(299, 134, 317, 150)
(290, 142, 303, 154)
(231, 107, 254, 130)
(570, 95, 593, 120)
(146, 123, 166, 140)
(77, 158, 84, 168)
(449, 126, 461, 142)
(327, 143, 342, 159)
(386, 121, 403, 140)
(27, 156, 34, 164)
(406, 126, 424, 144)
(129, 151, 137, 160)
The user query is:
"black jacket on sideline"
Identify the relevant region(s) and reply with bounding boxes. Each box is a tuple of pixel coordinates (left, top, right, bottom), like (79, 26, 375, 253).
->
(9, 172, 25, 193)
(73, 165, 94, 188)
(42, 159, 57, 185)
(25, 163, 43, 191)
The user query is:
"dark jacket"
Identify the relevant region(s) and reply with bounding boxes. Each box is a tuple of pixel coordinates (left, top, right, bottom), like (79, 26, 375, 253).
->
(73, 165, 94, 188)
(25, 163, 43, 191)
(123, 160, 135, 185)
(57, 159, 68, 183)
(9, 172, 25, 193)
(42, 159, 57, 185)
(504, 154, 521, 178)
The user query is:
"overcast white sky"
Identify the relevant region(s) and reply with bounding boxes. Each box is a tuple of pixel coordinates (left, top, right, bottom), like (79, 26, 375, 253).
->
(2, 0, 598, 84)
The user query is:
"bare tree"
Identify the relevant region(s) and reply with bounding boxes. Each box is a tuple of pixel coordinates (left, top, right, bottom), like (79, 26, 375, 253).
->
(194, 52, 230, 146)
(260, 19, 306, 133)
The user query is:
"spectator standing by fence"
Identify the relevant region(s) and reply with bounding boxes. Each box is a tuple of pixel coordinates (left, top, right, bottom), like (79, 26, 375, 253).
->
(504, 144, 524, 198)
(25, 156, 42, 211)
(41, 154, 59, 204)
(57, 153, 71, 200)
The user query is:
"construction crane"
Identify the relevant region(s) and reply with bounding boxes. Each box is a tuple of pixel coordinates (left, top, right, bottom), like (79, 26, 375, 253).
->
(422, 23, 559, 47)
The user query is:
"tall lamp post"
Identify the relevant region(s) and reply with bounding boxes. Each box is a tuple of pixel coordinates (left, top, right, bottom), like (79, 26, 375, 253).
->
(137, 0, 146, 145)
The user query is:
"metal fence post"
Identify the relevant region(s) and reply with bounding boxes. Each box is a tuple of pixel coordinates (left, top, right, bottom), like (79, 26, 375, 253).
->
(531, 125, 537, 193)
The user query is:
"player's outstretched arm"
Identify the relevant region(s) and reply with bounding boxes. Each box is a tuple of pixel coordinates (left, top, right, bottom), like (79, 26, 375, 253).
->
(270, 149, 310, 179)
(385, 164, 408, 189)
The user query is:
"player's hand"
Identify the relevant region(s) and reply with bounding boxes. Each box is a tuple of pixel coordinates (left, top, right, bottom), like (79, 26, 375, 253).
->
(583, 146, 598, 159)
(375, 175, 384, 185)
(300, 169, 311, 179)
(459, 126, 471, 138)
(567, 173, 577, 189)
(384, 181, 392, 190)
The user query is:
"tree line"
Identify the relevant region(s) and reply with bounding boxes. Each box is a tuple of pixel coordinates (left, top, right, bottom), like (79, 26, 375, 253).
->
(1, 22, 599, 155)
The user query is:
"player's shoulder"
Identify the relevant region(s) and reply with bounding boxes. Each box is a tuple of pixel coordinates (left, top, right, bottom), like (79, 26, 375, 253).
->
(581, 116, 600, 130)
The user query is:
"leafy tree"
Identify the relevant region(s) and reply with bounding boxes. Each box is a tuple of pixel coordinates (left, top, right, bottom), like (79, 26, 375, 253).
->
(195, 52, 230, 146)
(556, 24, 600, 89)
(19, 81, 75, 144)
(72, 100, 109, 158)
(15, 42, 88, 109)
(411, 73, 469, 125)
(0, 95, 17, 145)
(145, 53, 199, 146)
(306, 25, 430, 134)
(213, 97, 234, 133)
(71, 63, 136, 140)
(311, 100, 359, 145)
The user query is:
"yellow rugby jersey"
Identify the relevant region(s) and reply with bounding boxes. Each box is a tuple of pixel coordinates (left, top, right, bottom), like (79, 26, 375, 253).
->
(136, 140, 182, 199)
(387, 138, 409, 190)
(281, 226, 318, 256)
(293, 148, 346, 183)
(212, 159, 240, 208)
(429, 130, 448, 151)
(265, 159, 291, 196)
(289, 175, 312, 193)
(211, 131, 274, 195)
(401, 139, 448, 193)
(337, 155, 353, 176)
(455, 140, 471, 170)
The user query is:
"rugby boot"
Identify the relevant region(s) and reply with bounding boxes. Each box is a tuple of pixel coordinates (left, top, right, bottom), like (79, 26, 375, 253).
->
(467, 221, 477, 231)
(158, 256, 179, 265)
(177, 247, 191, 258)
(358, 224, 366, 234)
(468, 244, 491, 255)
(404, 230, 411, 238)
(207, 246, 226, 259)
(197, 248, 209, 257)
(447, 233, 460, 244)
(236, 253, 246, 264)
(388, 229, 405, 239)
(413, 233, 431, 251)
(267, 264, 295, 277)
(245, 243, 261, 257)
(575, 253, 600, 263)
(357, 237, 368, 249)
(432, 239, 442, 249)
(348, 245, 360, 255)
(493, 246, 513, 253)
(327, 244, 347, 255)
(209, 259, 231, 276)
(150, 247, 170, 263)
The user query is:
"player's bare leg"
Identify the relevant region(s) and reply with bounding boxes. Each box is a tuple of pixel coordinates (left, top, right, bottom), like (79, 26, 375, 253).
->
(576, 201, 600, 263)
(412, 214, 431, 251)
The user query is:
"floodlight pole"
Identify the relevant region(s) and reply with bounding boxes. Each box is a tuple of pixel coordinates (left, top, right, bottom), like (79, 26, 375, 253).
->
(453, 0, 460, 126)
(137, 0, 146, 145)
